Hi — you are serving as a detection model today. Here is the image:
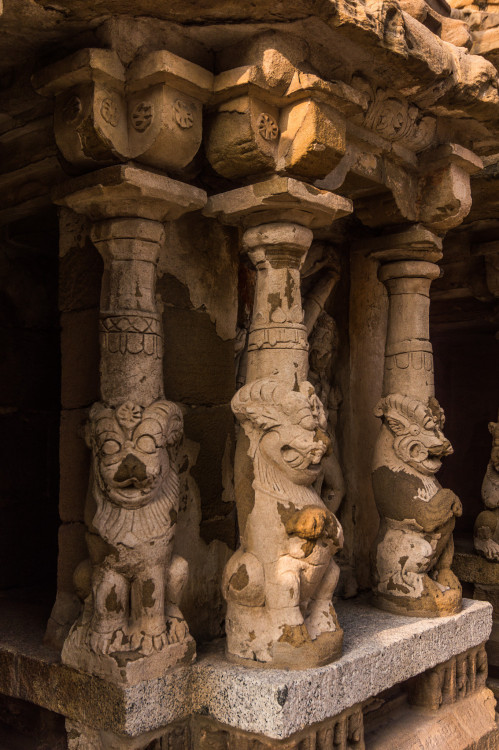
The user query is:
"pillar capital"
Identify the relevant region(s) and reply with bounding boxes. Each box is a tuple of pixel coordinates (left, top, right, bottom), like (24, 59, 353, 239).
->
(365, 224, 443, 265)
(53, 163, 206, 223)
(204, 175, 352, 230)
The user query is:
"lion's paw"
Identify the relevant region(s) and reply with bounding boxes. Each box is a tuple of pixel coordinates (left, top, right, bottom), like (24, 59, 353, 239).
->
(88, 629, 119, 655)
(166, 617, 188, 644)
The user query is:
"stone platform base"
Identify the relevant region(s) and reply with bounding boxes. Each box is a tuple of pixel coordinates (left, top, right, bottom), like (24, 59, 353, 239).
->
(0, 595, 495, 748)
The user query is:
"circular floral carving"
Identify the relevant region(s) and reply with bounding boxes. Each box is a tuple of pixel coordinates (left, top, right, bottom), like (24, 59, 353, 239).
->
(100, 97, 120, 127)
(62, 95, 82, 124)
(257, 113, 279, 141)
(173, 100, 194, 129)
(116, 402, 142, 431)
(131, 102, 153, 133)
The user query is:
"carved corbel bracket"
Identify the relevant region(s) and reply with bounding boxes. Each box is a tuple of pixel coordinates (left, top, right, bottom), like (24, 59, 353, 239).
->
(360, 84, 436, 152)
(206, 42, 367, 183)
(355, 142, 482, 232)
(33, 48, 213, 173)
(418, 143, 483, 233)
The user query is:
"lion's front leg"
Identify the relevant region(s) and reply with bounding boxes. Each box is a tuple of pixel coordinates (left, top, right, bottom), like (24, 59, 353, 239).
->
(304, 557, 341, 640)
(266, 557, 310, 646)
(89, 566, 128, 655)
(130, 560, 167, 655)
(431, 526, 462, 598)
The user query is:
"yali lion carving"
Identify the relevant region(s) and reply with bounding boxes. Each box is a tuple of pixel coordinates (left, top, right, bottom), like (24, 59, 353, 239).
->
(222, 378, 344, 668)
(62, 399, 195, 672)
(474, 416, 499, 562)
(372, 394, 462, 616)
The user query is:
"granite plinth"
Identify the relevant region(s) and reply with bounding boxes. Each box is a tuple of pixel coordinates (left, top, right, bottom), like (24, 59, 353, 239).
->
(0, 595, 492, 740)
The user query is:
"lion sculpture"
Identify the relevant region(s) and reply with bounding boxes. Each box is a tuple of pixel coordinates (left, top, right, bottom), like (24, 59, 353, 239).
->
(223, 377, 344, 668)
(474, 417, 499, 561)
(372, 393, 462, 616)
(62, 399, 195, 675)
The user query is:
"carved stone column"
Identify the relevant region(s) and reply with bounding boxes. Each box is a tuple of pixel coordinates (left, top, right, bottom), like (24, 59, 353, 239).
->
(53, 165, 206, 684)
(366, 225, 463, 617)
(34, 43, 212, 685)
(206, 177, 352, 667)
(471, 243, 499, 561)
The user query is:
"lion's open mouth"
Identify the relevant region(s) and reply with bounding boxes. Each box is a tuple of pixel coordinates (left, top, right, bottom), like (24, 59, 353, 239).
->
(422, 456, 442, 473)
(112, 477, 152, 490)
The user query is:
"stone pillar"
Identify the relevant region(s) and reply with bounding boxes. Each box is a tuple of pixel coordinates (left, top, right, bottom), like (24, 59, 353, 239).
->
(366, 225, 463, 617)
(471, 243, 499, 563)
(243, 222, 311, 385)
(53, 165, 206, 684)
(206, 176, 352, 667)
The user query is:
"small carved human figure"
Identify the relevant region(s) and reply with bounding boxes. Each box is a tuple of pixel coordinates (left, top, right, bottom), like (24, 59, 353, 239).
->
(223, 378, 344, 668)
(62, 399, 195, 676)
(372, 394, 463, 616)
(474, 417, 499, 561)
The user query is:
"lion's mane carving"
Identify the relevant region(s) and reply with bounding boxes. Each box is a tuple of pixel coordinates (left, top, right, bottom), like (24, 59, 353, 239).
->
(223, 378, 344, 668)
(372, 393, 462, 616)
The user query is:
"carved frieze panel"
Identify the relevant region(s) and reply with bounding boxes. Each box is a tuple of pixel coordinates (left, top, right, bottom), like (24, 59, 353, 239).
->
(408, 644, 488, 710)
(193, 705, 364, 750)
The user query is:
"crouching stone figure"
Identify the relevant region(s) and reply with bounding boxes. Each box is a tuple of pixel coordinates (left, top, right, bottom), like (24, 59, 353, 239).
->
(372, 394, 462, 617)
(62, 399, 195, 682)
(223, 378, 344, 668)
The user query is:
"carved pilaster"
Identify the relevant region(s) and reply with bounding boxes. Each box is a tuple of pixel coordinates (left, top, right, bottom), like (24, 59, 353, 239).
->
(205, 178, 351, 667)
(366, 225, 463, 617)
(53, 165, 206, 683)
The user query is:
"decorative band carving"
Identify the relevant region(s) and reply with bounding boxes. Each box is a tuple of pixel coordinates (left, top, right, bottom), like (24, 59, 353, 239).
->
(385, 351, 433, 372)
(100, 314, 162, 358)
(248, 325, 308, 351)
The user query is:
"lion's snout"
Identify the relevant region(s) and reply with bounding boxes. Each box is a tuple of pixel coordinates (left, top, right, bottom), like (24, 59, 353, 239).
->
(429, 439, 453, 458)
(113, 453, 148, 486)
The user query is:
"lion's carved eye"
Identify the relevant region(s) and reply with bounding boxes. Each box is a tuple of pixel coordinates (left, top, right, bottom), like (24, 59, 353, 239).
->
(409, 424, 421, 436)
(136, 435, 157, 454)
(101, 439, 121, 456)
